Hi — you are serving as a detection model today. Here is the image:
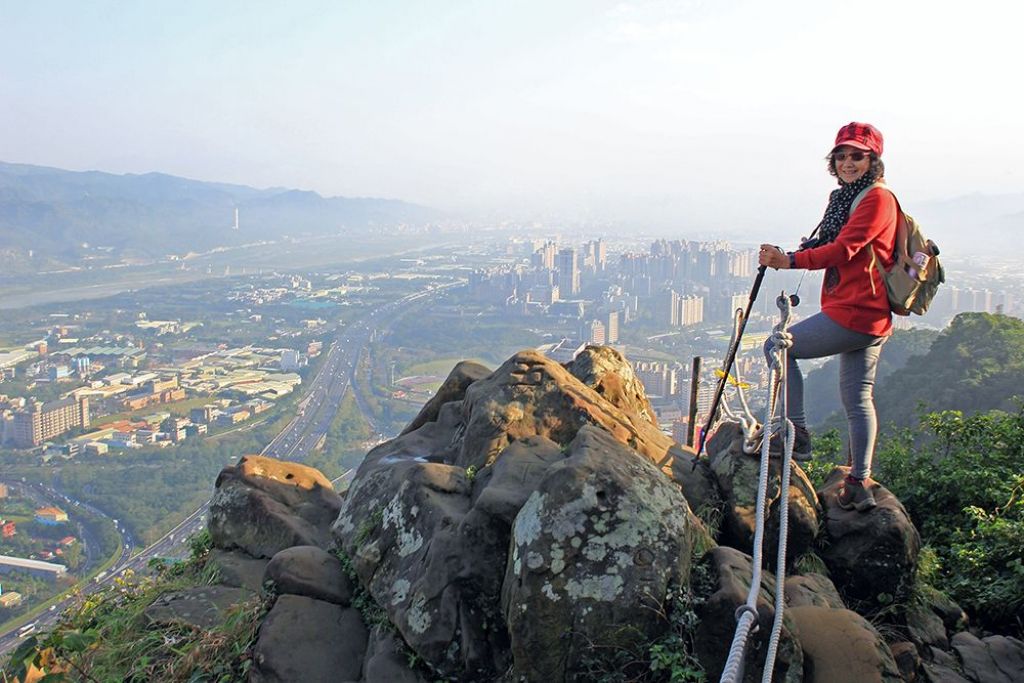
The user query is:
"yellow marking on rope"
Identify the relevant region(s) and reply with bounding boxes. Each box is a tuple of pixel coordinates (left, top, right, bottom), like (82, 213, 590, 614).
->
(713, 369, 752, 390)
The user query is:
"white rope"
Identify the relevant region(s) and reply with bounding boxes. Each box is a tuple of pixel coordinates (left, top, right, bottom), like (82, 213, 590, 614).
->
(717, 309, 759, 451)
(718, 294, 795, 683)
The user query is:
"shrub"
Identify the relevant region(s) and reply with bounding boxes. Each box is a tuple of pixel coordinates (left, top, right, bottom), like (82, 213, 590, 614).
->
(875, 408, 1024, 633)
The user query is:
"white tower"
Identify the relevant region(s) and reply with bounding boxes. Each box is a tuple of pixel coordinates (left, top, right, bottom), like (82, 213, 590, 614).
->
(233, 207, 239, 230)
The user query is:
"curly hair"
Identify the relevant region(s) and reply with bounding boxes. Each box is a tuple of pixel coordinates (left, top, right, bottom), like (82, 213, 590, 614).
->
(826, 151, 885, 181)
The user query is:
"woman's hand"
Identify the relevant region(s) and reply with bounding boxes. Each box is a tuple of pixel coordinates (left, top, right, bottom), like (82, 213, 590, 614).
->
(759, 244, 789, 270)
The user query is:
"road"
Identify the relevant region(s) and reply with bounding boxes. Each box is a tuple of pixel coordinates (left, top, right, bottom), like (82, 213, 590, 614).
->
(0, 281, 461, 657)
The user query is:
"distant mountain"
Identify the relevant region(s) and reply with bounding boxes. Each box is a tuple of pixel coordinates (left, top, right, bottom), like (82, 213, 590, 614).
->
(0, 162, 440, 258)
(912, 192, 1024, 255)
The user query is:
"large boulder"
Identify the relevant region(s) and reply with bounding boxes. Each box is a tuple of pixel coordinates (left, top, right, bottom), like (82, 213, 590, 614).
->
(142, 585, 256, 631)
(784, 573, 845, 610)
(787, 605, 902, 682)
(817, 467, 920, 610)
(334, 459, 477, 675)
(332, 347, 712, 679)
(362, 625, 430, 683)
(950, 632, 1024, 683)
(694, 546, 803, 682)
(250, 594, 368, 683)
(922, 645, 972, 683)
(565, 345, 658, 427)
(206, 548, 270, 592)
(264, 545, 354, 605)
(334, 438, 537, 678)
(456, 349, 678, 472)
(502, 426, 695, 682)
(209, 455, 343, 558)
(666, 443, 724, 525)
(706, 421, 819, 569)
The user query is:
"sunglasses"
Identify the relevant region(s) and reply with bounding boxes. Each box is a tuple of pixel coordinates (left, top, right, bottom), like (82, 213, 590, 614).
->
(832, 151, 871, 162)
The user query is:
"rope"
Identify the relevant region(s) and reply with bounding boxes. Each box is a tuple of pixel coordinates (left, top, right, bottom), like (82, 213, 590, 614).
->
(718, 294, 795, 683)
(716, 310, 759, 451)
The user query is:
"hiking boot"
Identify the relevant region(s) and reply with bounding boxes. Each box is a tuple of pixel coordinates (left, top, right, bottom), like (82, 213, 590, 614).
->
(837, 475, 877, 512)
(767, 424, 812, 462)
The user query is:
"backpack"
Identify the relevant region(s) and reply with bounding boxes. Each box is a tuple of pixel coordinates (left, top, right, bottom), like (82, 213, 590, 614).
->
(852, 183, 945, 316)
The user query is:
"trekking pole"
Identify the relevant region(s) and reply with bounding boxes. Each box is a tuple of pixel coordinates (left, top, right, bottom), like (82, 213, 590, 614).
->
(697, 264, 768, 457)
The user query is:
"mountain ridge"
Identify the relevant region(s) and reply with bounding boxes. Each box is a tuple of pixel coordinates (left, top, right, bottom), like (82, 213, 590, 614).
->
(0, 161, 441, 259)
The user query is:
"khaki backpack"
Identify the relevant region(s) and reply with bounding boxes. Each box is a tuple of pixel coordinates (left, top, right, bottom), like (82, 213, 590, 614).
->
(852, 183, 945, 316)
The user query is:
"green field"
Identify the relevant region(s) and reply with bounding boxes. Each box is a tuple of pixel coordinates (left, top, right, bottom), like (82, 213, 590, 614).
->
(93, 397, 216, 427)
(400, 357, 493, 378)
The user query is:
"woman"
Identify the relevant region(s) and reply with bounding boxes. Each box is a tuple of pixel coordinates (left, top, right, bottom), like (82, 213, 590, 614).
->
(758, 122, 898, 512)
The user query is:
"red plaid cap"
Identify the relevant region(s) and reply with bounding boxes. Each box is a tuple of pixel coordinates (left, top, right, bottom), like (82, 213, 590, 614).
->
(833, 122, 883, 156)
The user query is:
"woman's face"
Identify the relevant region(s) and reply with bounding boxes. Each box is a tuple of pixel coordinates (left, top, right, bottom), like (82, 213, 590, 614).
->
(832, 145, 872, 184)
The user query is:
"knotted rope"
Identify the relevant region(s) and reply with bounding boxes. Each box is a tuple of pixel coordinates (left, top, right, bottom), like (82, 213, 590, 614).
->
(718, 294, 796, 683)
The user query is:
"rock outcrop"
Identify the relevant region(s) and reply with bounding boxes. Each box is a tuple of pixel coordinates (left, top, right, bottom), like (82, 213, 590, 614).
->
(173, 346, 1022, 683)
(502, 426, 694, 681)
(818, 467, 921, 610)
(332, 351, 703, 679)
(706, 421, 820, 569)
(209, 455, 343, 558)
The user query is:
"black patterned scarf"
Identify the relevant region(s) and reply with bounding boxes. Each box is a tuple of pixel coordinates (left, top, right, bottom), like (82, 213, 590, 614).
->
(801, 170, 880, 249)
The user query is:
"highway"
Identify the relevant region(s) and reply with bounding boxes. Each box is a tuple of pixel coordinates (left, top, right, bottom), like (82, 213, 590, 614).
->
(0, 281, 460, 657)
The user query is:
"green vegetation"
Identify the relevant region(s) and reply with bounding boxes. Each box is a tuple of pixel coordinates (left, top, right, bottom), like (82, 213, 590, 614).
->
(874, 313, 1024, 429)
(798, 402, 1024, 634)
(53, 433, 263, 546)
(397, 356, 491, 378)
(2, 533, 267, 682)
(874, 407, 1024, 633)
(575, 580, 707, 683)
(302, 392, 372, 480)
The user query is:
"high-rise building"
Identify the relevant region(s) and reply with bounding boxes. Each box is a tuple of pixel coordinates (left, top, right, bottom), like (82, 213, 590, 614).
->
(533, 241, 557, 270)
(557, 248, 580, 297)
(664, 290, 681, 327)
(605, 310, 620, 344)
(11, 397, 90, 448)
(634, 361, 679, 397)
(680, 295, 704, 326)
(730, 250, 753, 278)
(581, 320, 606, 345)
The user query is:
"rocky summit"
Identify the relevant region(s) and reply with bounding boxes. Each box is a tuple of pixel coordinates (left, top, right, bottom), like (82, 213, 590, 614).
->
(188, 346, 1022, 682)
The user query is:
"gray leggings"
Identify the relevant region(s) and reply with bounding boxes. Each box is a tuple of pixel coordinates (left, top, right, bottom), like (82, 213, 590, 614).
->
(763, 312, 886, 479)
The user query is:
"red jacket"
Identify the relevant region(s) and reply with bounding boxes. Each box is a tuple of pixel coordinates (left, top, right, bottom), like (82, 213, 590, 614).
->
(793, 186, 898, 337)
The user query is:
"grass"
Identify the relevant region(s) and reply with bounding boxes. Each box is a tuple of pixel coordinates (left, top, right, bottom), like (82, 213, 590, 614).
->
(400, 357, 491, 378)
(3, 533, 268, 682)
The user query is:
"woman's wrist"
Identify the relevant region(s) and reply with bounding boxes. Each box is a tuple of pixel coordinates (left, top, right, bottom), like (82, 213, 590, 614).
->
(788, 252, 797, 270)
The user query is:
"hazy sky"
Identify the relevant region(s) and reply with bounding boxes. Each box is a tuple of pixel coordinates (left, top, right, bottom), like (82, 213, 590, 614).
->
(2, 0, 1022, 236)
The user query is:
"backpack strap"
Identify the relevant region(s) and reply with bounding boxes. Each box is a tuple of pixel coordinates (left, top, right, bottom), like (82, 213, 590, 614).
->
(849, 181, 888, 215)
(859, 183, 903, 298)
(853, 182, 911, 268)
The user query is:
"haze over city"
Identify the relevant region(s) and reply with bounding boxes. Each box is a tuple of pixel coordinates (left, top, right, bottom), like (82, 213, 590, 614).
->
(3, 3, 1024, 680)
(3, 0, 1023, 241)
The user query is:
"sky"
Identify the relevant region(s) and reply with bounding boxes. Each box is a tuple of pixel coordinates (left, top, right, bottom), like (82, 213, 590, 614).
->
(2, 0, 1023, 238)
